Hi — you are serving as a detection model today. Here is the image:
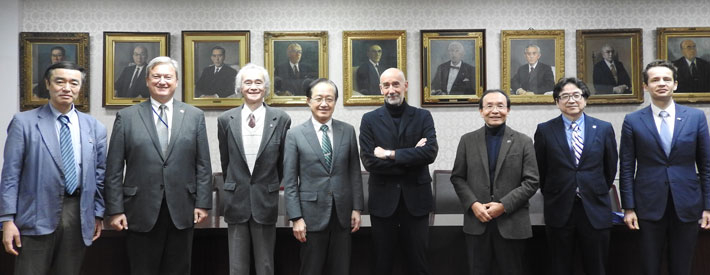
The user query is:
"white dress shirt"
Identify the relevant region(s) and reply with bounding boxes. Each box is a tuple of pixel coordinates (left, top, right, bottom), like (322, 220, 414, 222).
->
(651, 100, 676, 139)
(150, 97, 174, 141)
(311, 117, 333, 149)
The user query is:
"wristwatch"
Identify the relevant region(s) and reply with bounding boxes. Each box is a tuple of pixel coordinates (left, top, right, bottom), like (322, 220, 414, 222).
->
(385, 150, 392, 159)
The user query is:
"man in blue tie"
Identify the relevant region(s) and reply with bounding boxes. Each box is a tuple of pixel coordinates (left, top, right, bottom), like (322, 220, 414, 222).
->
(620, 60, 710, 275)
(1, 61, 107, 275)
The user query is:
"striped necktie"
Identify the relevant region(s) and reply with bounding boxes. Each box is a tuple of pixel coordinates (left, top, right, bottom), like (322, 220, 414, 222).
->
(320, 124, 332, 170)
(59, 115, 78, 195)
(571, 122, 583, 166)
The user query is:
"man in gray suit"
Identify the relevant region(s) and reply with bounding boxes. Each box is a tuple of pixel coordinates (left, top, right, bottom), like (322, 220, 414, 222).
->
(105, 56, 212, 275)
(217, 63, 291, 275)
(283, 78, 364, 275)
(450, 89, 540, 274)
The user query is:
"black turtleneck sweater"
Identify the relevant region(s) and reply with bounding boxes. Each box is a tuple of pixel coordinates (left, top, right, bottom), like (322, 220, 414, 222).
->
(485, 123, 506, 191)
(385, 100, 407, 130)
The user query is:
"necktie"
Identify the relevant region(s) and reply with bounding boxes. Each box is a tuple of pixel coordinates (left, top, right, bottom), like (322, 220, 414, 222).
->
(659, 111, 672, 157)
(375, 63, 380, 76)
(248, 113, 256, 128)
(691, 61, 697, 79)
(450, 65, 460, 69)
(529, 65, 534, 73)
(610, 63, 618, 83)
(129, 66, 142, 89)
(215, 66, 221, 74)
(320, 124, 332, 170)
(156, 105, 169, 155)
(571, 122, 583, 166)
(293, 65, 300, 79)
(59, 115, 78, 195)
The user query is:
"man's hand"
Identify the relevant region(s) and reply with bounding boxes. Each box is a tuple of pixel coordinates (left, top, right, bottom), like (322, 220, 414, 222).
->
(351, 210, 361, 233)
(485, 202, 505, 218)
(515, 88, 528, 95)
(374, 146, 388, 159)
(623, 209, 640, 230)
(612, 85, 629, 94)
(2, 221, 21, 256)
(471, 202, 492, 223)
(93, 219, 103, 241)
(415, 138, 427, 148)
(292, 218, 307, 243)
(701, 210, 710, 230)
(194, 208, 209, 224)
(109, 214, 128, 231)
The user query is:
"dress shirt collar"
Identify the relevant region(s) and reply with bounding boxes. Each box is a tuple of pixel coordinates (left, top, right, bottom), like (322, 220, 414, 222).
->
(450, 61, 462, 68)
(48, 103, 78, 123)
(651, 100, 676, 119)
(369, 59, 379, 67)
(604, 59, 614, 67)
(562, 113, 585, 130)
(241, 103, 266, 124)
(150, 97, 174, 111)
(685, 57, 696, 66)
(311, 117, 333, 133)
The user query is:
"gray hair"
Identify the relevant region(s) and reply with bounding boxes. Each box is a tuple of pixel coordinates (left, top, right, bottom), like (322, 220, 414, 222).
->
(448, 41, 464, 51)
(235, 63, 271, 97)
(145, 56, 179, 79)
(524, 44, 541, 53)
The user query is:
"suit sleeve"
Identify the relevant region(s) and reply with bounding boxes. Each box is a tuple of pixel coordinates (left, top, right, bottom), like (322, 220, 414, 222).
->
(450, 135, 478, 212)
(349, 127, 364, 211)
(695, 113, 710, 210)
(533, 124, 547, 190)
(0, 116, 24, 220)
(393, 111, 438, 167)
(105, 112, 126, 216)
(282, 131, 302, 220)
(618, 115, 636, 210)
(358, 115, 406, 175)
(194, 113, 213, 209)
(499, 136, 540, 214)
(93, 121, 108, 219)
(278, 115, 292, 183)
(217, 115, 230, 182)
(603, 124, 619, 189)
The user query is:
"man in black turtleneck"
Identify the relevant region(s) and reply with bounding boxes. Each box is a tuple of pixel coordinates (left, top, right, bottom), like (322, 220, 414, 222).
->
(450, 89, 539, 275)
(359, 68, 438, 275)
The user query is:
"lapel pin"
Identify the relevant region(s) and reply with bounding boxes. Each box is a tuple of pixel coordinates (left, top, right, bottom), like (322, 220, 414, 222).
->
(592, 125, 597, 129)
(270, 123, 274, 128)
(507, 140, 511, 143)
(180, 109, 185, 113)
(677, 117, 682, 121)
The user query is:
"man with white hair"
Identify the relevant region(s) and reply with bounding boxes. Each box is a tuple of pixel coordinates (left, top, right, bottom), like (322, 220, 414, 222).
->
(511, 44, 555, 95)
(431, 41, 476, 95)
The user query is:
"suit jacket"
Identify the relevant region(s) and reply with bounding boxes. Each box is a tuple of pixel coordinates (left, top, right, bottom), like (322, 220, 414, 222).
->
(431, 61, 476, 95)
(115, 64, 150, 98)
(510, 62, 555, 94)
(0, 104, 106, 246)
(274, 62, 317, 96)
(105, 100, 212, 232)
(619, 104, 710, 222)
(283, 119, 364, 232)
(450, 126, 539, 239)
(593, 60, 632, 94)
(534, 114, 618, 229)
(673, 57, 710, 93)
(359, 103, 438, 217)
(195, 65, 238, 98)
(217, 103, 291, 225)
(356, 61, 385, 95)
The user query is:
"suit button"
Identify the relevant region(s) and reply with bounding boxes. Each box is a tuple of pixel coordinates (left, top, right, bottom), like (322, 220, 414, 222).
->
(163, 165, 167, 168)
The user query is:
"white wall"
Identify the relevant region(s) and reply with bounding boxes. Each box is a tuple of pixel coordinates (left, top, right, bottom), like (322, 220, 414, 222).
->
(0, 0, 21, 170)
(8, 0, 710, 173)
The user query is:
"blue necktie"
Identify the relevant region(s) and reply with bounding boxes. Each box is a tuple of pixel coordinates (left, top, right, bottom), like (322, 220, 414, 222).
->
(659, 111, 672, 157)
(320, 125, 332, 170)
(59, 115, 78, 195)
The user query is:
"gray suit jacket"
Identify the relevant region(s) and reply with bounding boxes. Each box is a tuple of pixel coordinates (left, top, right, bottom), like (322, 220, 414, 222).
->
(450, 126, 539, 239)
(283, 119, 364, 232)
(105, 100, 212, 232)
(217, 103, 291, 225)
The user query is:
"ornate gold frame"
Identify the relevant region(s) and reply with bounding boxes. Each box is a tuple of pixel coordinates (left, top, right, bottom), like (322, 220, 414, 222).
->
(657, 27, 710, 103)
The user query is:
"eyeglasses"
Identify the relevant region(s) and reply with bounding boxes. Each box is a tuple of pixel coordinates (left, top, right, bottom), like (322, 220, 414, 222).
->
(310, 97, 335, 104)
(380, 82, 401, 90)
(558, 93, 583, 102)
(150, 74, 174, 81)
(242, 81, 264, 88)
(482, 105, 507, 111)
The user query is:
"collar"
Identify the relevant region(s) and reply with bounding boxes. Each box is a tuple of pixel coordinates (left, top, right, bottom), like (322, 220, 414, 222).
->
(48, 103, 77, 121)
(369, 59, 379, 67)
(651, 100, 676, 118)
(241, 103, 265, 119)
(529, 62, 538, 69)
(150, 97, 174, 110)
(604, 59, 614, 67)
(485, 123, 506, 136)
(562, 113, 585, 129)
(450, 61, 462, 67)
(311, 117, 333, 132)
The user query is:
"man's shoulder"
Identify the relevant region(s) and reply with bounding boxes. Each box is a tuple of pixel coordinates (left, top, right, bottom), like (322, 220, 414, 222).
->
(676, 103, 705, 117)
(333, 118, 355, 131)
(175, 100, 204, 115)
(117, 101, 145, 116)
(362, 106, 385, 118)
(265, 104, 291, 119)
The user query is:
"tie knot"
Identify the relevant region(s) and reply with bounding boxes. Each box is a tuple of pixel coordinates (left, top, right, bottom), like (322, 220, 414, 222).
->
(570, 122, 580, 131)
(58, 115, 69, 125)
(659, 110, 669, 119)
(159, 104, 167, 111)
(320, 124, 329, 132)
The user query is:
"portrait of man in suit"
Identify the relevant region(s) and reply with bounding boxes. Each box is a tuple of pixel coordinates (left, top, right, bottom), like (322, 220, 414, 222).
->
(114, 45, 150, 98)
(510, 44, 555, 95)
(1, 61, 106, 275)
(450, 89, 539, 274)
(359, 68, 438, 275)
(105, 56, 212, 275)
(218, 63, 291, 275)
(283, 78, 363, 275)
(273, 42, 317, 96)
(431, 41, 476, 95)
(620, 60, 710, 275)
(356, 44, 387, 95)
(195, 46, 239, 98)
(534, 78, 618, 275)
(672, 39, 710, 93)
(593, 44, 632, 94)
(33, 45, 68, 99)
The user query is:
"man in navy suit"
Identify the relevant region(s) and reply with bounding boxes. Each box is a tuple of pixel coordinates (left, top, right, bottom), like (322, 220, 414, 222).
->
(534, 77, 618, 275)
(356, 44, 387, 95)
(1, 61, 106, 275)
(114, 45, 150, 98)
(593, 44, 632, 94)
(620, 60, 710, 275)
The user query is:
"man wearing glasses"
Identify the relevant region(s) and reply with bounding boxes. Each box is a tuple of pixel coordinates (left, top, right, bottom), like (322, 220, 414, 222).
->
(534, 78, 618, 274)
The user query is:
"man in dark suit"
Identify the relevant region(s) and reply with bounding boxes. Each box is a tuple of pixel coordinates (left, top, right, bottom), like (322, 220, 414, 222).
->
(1, 61, 106, 275)
(431, 41, 476, 95)
(274, 43, 316, 96)
(593, 44, 632, 94)
(359, 68, 438, 275)
(620, 60, 710, 275)
(195, 46, 239, 98)
(534, 78, 618, 275)
(114, 45, 150, 98)
(33, 46, 66, 99)
(356, 44, 387, 95)
(511, 44, 555, 95)
(450, 89, 539, 274)
(218, 63, 291, 275)
(105, 56, 212, 275)
(283, 78, 364, 275)
(672, 39, 710, 93)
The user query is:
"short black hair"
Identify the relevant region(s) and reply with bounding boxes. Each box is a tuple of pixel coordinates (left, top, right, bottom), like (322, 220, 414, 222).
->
(50, 46, 66, 56)
(211, 46, 226, 55)
(43, 61, 86, 83)
(306, 78, 339, 101)
(552, 77, 590, 102)
(478, 89, 510, 110)
(642, 60, 677, 85)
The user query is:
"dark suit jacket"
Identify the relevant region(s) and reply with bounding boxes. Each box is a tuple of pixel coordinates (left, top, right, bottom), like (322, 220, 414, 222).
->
(105, 100, 213, 232)
(274, 62, 316, 96)
(510, 62, 555, 94)
(283, 119, 364, 231)
(217, 104, 291, 225)
(620, 104, 710, 222)
(431, 61, 476, 95)
(450, 126, 539, 239)
(114, 65, 150, 98)
(673, 57, 710, 93)
(593, 60, 632, 94)
(359, 104, 438, 217)
(356, 61, 385, 95)
(195, 65, 238, 98)
(534, 114, 618, 229)
(0, 104, 106, 246)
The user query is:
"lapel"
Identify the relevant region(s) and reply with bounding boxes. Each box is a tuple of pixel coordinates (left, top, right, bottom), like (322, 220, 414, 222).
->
(441, 65, 451, 85)
(474, 128, 491, 184)
(138, 100, 165, 161)
(671, 105, 688, 154)
(330, 120, 344, 168)
(551, 115, 575, 166)
(529, 65, 539, 82)
(580, 115, 598, 165)
(639, 106, 666, 155)
(397, 104, 414, 138)
(303, 120, 330, 172)
(257, 104, 280, 160)
(37, 105, 63, 171)
(492, 127, 514, 184)
(77, 112, 93, 185)
(166, 100, 186, 160)
(377, 107, 398, 147)
(229, 105, 248, 164)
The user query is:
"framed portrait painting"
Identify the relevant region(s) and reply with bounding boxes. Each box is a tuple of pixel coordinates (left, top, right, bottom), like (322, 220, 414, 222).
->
(501, 30, 564, 104)
(658, 27, 710, 103)
(421, 29, 485, 106)
(182, 31, 250, 109)
(576, 29, 643, 104)
(103, 32, 170, 107)
(343, 30, 406, 106)
(264, 31, 328, 106)
(20, 32, 89, 112)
